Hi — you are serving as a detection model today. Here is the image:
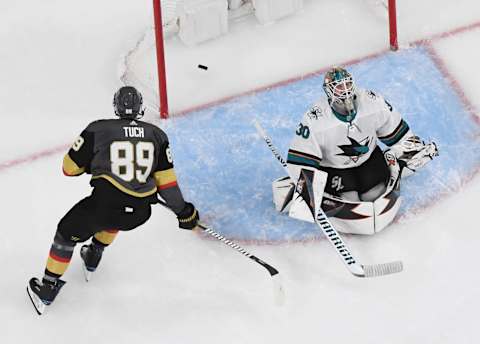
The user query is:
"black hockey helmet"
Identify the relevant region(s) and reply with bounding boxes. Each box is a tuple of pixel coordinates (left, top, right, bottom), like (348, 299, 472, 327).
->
(113, 86, 145, 119)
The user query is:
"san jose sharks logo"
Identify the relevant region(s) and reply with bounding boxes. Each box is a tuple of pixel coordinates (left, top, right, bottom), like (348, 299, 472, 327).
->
(337, 136, 371, 163)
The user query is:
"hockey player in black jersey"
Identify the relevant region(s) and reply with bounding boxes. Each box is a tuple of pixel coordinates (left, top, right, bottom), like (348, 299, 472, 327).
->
(27, 86, 199, 315)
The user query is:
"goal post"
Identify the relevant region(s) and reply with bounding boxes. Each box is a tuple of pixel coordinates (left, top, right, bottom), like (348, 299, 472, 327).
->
(152, 0, 169, 118)
(148, 0, 399, 119)
(388, 0, 398, 50)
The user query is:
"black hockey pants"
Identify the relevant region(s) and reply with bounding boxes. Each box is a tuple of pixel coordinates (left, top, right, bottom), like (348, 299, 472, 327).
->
(320, 146, 390, 196)
(57, 179, 157, 243)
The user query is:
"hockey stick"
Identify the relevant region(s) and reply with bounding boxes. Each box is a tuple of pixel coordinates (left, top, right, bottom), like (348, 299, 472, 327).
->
(196, 223, 279, 277)
(254, 120, 403, 278)
(157, 198, 285, 304)
(197, 223, 285, 305)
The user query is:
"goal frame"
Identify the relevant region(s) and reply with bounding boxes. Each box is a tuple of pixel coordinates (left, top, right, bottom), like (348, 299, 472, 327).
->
(152, 0, 398, 118)
(153, 0, 169, 119)
(388, 0, 398, 51)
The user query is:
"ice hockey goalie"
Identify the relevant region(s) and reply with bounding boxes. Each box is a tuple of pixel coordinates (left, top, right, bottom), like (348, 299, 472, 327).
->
(272, 67, 438, 235)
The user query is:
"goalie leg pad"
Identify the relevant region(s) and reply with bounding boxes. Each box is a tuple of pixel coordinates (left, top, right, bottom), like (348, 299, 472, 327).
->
(316, 155, 402, 235)
(272, 176, 295, 212)
(288, 170, 327, 223)
(373, 193, 402, 233)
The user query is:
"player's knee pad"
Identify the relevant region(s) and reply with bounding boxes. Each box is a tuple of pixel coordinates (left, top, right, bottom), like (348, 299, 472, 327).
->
(52, 231, 77, 248)
(57, 224, 91, 243)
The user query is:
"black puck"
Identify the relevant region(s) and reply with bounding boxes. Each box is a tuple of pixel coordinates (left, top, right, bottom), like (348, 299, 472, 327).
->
(198, 64, 208, 70)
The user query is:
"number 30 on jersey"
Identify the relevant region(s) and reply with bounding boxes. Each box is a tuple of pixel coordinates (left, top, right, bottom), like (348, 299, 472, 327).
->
(296, 123, 310, 139)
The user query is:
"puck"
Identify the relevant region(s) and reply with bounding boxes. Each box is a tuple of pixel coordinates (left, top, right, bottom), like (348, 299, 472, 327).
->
(198, 64, 208, 70)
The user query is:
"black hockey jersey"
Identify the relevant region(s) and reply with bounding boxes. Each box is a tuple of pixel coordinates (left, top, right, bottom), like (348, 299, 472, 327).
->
(63, 118, 186, 213)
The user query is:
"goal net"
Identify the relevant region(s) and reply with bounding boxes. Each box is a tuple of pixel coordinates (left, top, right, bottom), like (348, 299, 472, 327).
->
(121, 0, 397, 119)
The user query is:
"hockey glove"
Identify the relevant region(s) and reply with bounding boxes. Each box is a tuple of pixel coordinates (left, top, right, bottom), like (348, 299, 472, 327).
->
(176, 202, 199, 230)
(390, 136, 439, 177)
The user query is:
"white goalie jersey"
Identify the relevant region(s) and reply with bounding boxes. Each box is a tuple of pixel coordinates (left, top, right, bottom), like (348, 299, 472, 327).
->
(286, 88, 411, 180)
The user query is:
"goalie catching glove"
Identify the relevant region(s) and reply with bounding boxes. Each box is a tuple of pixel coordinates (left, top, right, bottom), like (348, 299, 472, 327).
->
(176, 202, 200, 230)
(389, 135, 439, 177)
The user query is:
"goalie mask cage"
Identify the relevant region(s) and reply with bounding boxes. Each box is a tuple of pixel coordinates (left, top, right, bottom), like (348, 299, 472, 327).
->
(144, 0, 398, 118)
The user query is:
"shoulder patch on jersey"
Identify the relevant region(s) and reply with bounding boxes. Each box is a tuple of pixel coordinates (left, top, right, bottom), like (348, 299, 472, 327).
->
(306, 105, 323, 120)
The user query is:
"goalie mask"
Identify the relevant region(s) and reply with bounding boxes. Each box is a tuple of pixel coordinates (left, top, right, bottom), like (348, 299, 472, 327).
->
(323, 67, 357, 122)
(113, 86, 145, 119)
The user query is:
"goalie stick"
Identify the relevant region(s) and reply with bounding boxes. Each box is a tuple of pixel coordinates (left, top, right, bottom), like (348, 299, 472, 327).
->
(254, 120, 403, 278)
(157, 198, 285, 304)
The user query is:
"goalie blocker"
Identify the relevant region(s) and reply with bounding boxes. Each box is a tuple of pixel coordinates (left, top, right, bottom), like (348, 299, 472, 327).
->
(273, 150, 403, 235)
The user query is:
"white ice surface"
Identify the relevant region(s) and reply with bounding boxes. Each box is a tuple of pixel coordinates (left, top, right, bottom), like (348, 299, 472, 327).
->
(1, 1, 479, 343)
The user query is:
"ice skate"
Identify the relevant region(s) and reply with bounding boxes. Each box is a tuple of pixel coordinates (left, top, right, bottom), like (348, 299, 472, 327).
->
(26, 277, 66, 315)
(80, 244, 103, 282)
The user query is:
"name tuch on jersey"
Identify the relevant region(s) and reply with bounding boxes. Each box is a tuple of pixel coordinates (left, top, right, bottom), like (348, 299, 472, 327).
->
(123, 127, 144, 138)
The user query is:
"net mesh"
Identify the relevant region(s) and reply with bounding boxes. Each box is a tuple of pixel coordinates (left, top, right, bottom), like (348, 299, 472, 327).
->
(121, 1, 392, 119)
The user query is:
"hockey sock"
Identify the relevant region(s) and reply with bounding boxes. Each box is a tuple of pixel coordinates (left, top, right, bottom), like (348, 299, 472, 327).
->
(44, 232, 75, 282)
(92, 229, 119, 248)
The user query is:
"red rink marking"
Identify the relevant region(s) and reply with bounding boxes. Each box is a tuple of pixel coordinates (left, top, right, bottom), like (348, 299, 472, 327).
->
(423, 43, 480, 126)
(0, 144, 69, 172)
(172, 20, 480, 118)
(174, 48, 392, 116)
(2, 24, 479, 245)
(1, 21, 480, 175)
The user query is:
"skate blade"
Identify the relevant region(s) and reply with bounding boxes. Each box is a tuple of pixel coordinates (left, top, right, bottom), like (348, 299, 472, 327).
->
(82, 264, 93, 282)
(26, 285, 46, 315)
